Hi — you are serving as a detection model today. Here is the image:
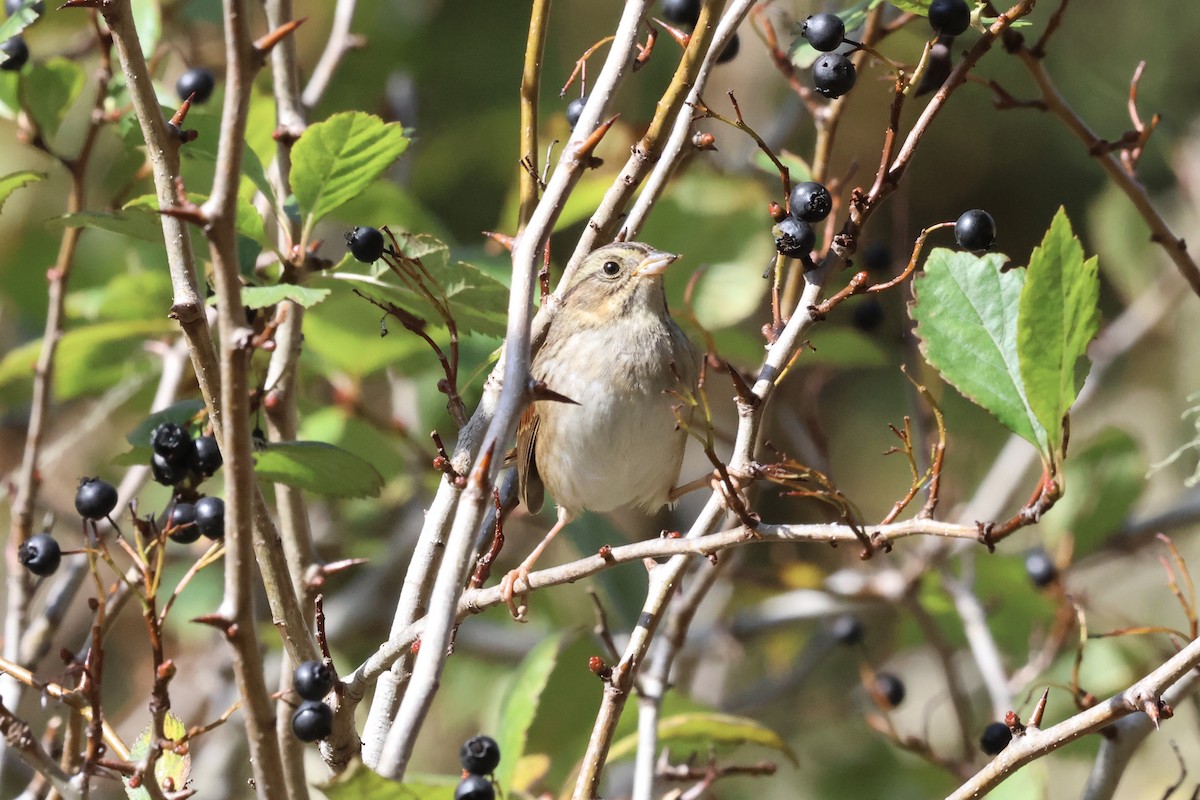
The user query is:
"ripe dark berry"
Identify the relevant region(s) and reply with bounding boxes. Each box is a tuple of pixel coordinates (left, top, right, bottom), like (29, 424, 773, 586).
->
(293, 661, 335, 702)
(812, 52, 856, 98)
(801, 13, 845, 52)
(192, 435, 222, 477)
(852, 297, 885, 332)
(1, 36, 28, 72)
(454, 775, 495, 800)
(151, 453, 189, 486)
(566, 95, 587, 128)
(861, 241, 891, 274)
(194, 496, 225, 540)
(716, 33, 740, 64)
(345, 226, 385, 263)
(459, 735, 501, 776)
(1024, 548, 1058, 588)
(75, 478, 118, 520)
(151, 422, 193, 462)
(954, 209, 996, 252)
(6, 0, 45, 15)
(18, 533, 61, 577)
(980, 721, 1012, 755)
(830, 614, 863, 646)
(175, 67, 216, 104)
(660, 0, 700, 26)
(929, 0, 971, 36)
(915, 36, 954, 97)
(774, 215, 814, 259)
(789, 181, 832, 222)
(167, 503, 201, 544)
(290, 701, 332, 742)
(875, 672, 906, 708)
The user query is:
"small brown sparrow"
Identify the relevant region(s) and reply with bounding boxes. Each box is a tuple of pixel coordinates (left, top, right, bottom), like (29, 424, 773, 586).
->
(500, 242, 700, 615)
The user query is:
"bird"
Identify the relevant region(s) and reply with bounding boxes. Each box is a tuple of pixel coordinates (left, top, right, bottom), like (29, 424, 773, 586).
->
(500, 242, 700, 617)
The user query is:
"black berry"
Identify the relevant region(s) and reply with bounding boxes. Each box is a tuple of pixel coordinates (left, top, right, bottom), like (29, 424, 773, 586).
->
(915, 36, 954, 97)
(454, 775, 495, 800)
(789, 181, 832, 222)
(954, 209, 996, 252)
(812, 52, 856, 98)
(192, 435, 222, 477)
(929, 0, 971, 36)
(774, 215, 815, 259)
(194, 496, 225, 540)
(1, 36, 28, 72)
(175, 67, 216, 104)
(861, 242, 891, 273)
(151, 453, 189, 486)
(852, 297, 885, 332)
(1024, 548, 1058, 588)
(830, 614, 863, 646)
(980, 721, 1012, 755)
(75, 478, 118, 520)
(801, 13, 845, 52)
(151, 422, 193, 462)
(716, 33, 740, 64)
(459, 735, 501, 776)
(660, 0, 701, 26)
(167, 503, 201, 544)
(18, 533, 61, 577)
(566, 95, 587, 128)
(290, 701, 332, 742)
(875, 672, 906, 708)
(6, 0, 45, 15)
(345, 226, 385, 263)
(293, 661, 335, 702)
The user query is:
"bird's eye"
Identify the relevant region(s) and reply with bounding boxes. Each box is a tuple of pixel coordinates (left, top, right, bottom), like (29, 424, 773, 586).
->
(602, 261, 621, 276)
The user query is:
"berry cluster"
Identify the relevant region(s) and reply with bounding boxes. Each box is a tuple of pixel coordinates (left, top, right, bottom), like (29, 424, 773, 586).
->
(290, 660, 336, 742)
(455, 735, 500, 800)
(660, 0, 739, 64)
(774, 180, 832, 262)
(149, 422, 223, 489)
(799, 13, 855, 99)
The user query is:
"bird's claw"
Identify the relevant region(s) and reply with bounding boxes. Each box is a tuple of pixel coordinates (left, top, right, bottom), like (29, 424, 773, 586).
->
(499, 568, 531, 622)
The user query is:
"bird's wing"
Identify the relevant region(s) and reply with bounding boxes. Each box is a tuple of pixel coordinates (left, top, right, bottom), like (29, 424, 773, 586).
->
(516, 403, 544, 513)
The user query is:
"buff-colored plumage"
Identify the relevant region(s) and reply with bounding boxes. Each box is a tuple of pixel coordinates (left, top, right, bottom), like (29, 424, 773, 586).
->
(502, 242, 699, 615)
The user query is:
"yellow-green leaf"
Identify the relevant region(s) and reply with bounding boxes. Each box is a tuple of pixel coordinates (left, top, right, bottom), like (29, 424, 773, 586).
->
(607, 712, 797, 766)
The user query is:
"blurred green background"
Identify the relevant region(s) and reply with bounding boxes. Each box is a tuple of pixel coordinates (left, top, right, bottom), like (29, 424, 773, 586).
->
(2, 1, 1200, 798)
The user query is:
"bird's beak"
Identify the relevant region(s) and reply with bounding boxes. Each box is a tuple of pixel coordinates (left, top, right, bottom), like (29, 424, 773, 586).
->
(633, 250, 679, 278)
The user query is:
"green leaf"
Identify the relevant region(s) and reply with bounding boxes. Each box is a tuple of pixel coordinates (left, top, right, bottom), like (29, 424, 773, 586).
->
(320, 765, 456, 800)
(1017, 207, 1100, 459)
(56, 208, 165, 244)
(0, 170, 43, 213)
(299, 287, 431, 377)
(22, 59, 86, 142)
(0, 3, 39, 43)
(240, 284, 331, 309)
(0, 319, 176, 399)
(126, 399, 206, 448)
(494, 632, 567, 789)
(253, 441, 384, 498)
(608, 712, 798, 766)
(292, 111, 409, 233)
(910, 248, 1050, 458)
(124, 712, 190, 800)
(335, 234, 509, 337)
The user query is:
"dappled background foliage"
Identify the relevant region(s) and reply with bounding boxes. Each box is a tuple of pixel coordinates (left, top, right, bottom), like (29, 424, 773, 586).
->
(2, 1, 1200, 798)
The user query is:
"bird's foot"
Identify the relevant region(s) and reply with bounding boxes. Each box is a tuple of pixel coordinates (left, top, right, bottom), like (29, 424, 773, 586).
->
(499, 567, 531, 622)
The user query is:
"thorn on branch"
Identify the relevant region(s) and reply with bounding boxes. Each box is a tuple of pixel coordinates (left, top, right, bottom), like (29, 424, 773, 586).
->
(253, 17, 307, 57)
(574, 114, 619, 164)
